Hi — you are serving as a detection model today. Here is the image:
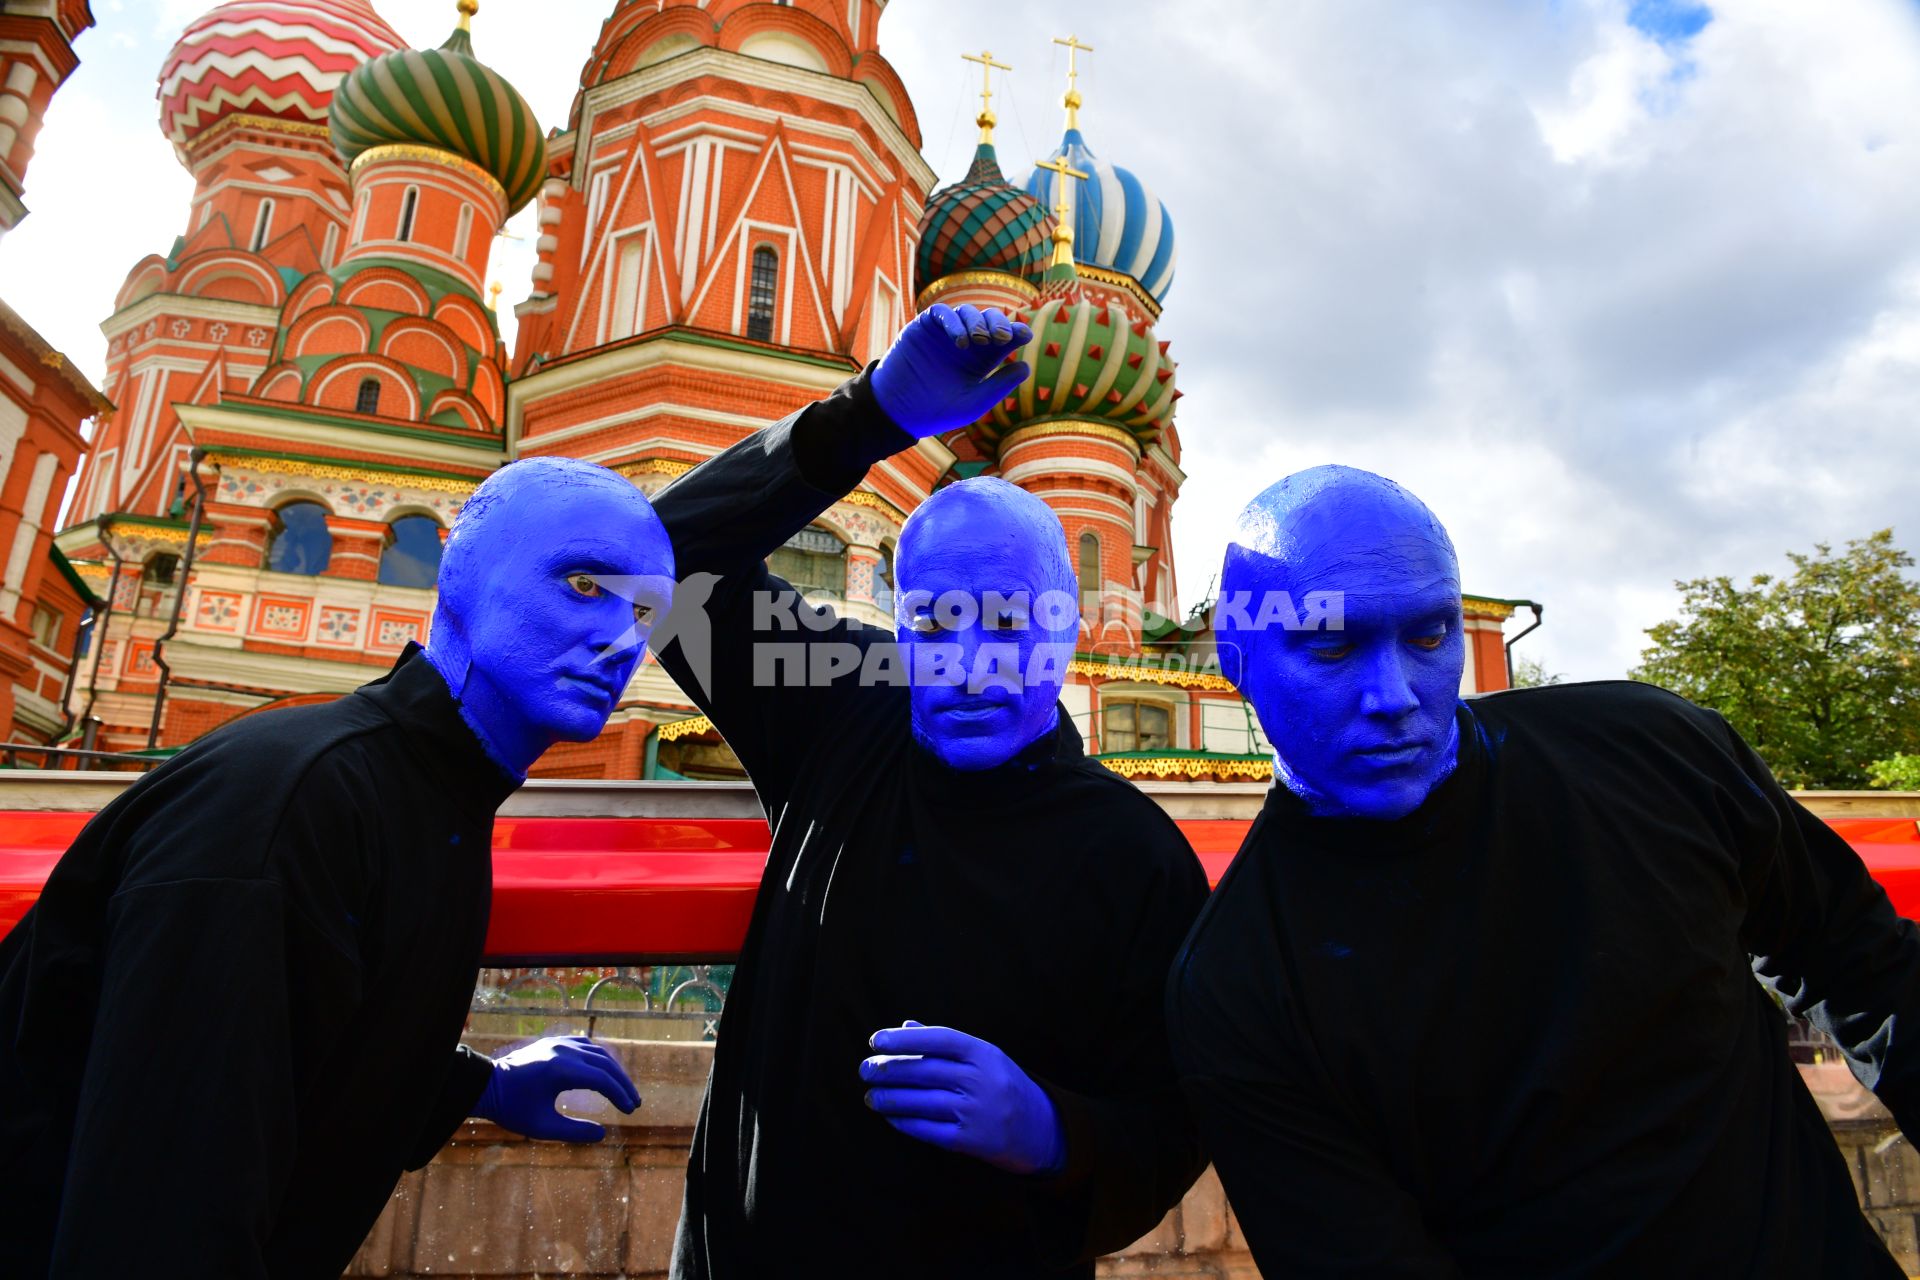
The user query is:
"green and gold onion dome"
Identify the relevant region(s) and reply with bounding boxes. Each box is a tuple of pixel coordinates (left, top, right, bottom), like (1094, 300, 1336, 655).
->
(329, 1, 546, 216)
(915, 142, 1056, 298)
(975, 280, 1179, 455)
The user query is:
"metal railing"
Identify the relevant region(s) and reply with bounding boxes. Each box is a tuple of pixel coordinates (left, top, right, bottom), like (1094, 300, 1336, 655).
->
(471, 965, 733, 1042)
(0, 742, 166, 771)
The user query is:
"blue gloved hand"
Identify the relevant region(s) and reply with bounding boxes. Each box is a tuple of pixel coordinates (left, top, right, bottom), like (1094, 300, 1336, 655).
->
(870, 303, 1033, 439)
(860, 1020, 1065, 1176)
(472, 1035, 641, 1142)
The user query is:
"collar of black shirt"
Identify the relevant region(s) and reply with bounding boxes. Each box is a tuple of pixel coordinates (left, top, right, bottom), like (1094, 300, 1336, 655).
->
(907, 703, 1085, 804)
(1259, 701, 1488, 853)
(357, 642, 524, 815)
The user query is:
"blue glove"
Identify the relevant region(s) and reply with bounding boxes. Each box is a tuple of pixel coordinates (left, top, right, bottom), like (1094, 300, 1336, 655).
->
(870, 303, 1034, 439)
(860, 1020, 1066, 1176)
(472, 1035, 641, 1142)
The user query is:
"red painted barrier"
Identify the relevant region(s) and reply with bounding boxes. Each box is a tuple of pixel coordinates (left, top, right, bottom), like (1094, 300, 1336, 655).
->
(1, 811, 1915, 961)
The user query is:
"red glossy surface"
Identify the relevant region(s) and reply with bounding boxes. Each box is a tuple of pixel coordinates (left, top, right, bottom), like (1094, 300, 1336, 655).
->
(0, 811, 1913, 960)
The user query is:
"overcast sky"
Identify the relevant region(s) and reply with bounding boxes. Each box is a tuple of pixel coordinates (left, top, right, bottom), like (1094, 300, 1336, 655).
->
(2, 0, 1915, 681)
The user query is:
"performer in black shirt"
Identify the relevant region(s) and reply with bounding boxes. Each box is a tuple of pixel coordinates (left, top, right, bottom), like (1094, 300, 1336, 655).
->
(1169, 464, 1919, 1277)
(653, 305, 1211, 1278)
(0, 457, 666, 1277)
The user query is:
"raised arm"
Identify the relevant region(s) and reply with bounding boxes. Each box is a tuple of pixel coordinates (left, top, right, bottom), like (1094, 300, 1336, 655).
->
(648, 305, 1029, 803)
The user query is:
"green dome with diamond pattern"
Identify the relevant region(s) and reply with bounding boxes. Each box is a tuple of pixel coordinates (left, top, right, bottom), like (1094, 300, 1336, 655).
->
(915, 143, 1055, 298)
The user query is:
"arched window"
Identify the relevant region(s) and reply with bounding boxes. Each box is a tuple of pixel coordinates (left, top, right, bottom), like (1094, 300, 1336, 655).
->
(268, 501, 332, 575)
(397, 186, 419, 242)
(768, 524, 846, 599)
(746, 245, 778, 342)
(354, 378, 382, 415)
(1078, 531, 1101, 614)
(250, 198, 275, 253)
(379, 515, 444, 588)
(874, 542, 895, 614)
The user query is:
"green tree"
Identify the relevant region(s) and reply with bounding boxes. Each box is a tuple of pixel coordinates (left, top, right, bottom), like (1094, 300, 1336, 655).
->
(1870, 754, 1920, 791)
(1510, 654, 1565, 688)
(1632, 529, 1920, 789)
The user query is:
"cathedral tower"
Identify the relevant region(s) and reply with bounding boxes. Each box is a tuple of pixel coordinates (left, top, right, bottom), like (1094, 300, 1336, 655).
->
(62, 1, 536, 749)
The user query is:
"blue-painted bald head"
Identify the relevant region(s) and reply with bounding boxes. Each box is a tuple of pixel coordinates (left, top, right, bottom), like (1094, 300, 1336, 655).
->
(895, 477, 1079, 771)
(428, 456, 675, 777)
(1218, 465, 1464, 820)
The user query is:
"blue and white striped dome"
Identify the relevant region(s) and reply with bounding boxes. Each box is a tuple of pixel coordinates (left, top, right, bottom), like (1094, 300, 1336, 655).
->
(1025, 128, 1176, 304)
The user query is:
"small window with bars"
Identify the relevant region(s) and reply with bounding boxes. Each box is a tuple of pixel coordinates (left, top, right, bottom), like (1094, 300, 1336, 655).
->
(355, 378, 382, 415)
(1101, 699, 1174, 754)
(746, 245, 778, 342)
(767, 524, 846, 599)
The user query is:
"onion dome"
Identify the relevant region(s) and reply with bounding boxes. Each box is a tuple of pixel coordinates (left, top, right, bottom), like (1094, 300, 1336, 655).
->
(975, 282, 1179, 454)
(158, 0, 404, 159)
(915, 143, 1055, 297)
(1025, 128, 1177, 304)
(329, 10, 546, 216)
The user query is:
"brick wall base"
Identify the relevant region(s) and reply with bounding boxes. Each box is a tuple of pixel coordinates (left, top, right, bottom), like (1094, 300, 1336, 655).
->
(343, 1043, 1915, 1278)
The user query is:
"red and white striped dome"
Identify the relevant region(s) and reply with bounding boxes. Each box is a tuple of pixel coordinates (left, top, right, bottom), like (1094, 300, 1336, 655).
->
(158, 0, 405, 157)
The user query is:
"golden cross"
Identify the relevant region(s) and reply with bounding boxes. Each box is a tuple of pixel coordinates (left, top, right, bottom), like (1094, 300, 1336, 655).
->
(1053, 34, 1094, 129)
(961, 50, 1012, 145)
(1034, 153, 1089, 269)
(457, 0, 478, 32)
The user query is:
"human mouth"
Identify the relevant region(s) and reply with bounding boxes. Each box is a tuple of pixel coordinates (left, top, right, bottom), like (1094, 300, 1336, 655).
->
(1352, 741, 1425, 766)
(941, 698, 1008, 721)
(567, 673, 623, 702)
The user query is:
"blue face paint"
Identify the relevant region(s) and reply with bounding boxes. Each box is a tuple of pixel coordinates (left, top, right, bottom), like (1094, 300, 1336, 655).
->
(895, 478, 1078, 772)
(1218, 465, 1464, 821)
(426, 457, 676, 778)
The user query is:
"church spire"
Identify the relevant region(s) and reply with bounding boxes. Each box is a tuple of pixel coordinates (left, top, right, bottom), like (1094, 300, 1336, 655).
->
(1053, 34, 1093, 132)
(1034, 152, 1087, 277)
(961, 49, 1011, 146)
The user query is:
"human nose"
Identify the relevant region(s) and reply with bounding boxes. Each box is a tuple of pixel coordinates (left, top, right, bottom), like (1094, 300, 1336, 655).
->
(591, 597, 647, 657)
(1356, 645, 1420, 720)
(955, 626, 1022, 697)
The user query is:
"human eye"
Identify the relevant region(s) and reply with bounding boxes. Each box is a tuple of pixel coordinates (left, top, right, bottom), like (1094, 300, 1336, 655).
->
(1408, 625, 1448, 651)
(567, 572, 602, 597)
(633, 602, 654, 624)
(1307, 641, 1354, 661)
(908, 612, 941, 636)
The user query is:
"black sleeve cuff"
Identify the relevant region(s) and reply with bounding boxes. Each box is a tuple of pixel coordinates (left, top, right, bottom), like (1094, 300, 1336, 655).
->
(402, 1044, 496, 1170)
(1035, 1077, 1098, 1193)
(789, 363, 917, 495)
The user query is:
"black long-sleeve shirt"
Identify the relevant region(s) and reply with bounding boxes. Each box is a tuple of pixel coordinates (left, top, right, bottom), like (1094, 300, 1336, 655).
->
(653, 370, 1211, 1278)
(0, 645, 512, 1279)
(1169, 681, 1920, 1278)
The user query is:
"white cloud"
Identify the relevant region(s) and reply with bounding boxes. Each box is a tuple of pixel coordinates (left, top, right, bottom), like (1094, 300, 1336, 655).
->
(3, 0, 1915, 685)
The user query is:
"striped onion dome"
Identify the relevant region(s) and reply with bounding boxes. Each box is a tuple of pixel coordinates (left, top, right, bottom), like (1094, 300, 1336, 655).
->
(158, 0, 404, 158)
(915, 143, 1055, 296)
(330, 22, 546, 216)
(1024, 128, 1176, 304)
(976, 283, 1178, 454)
